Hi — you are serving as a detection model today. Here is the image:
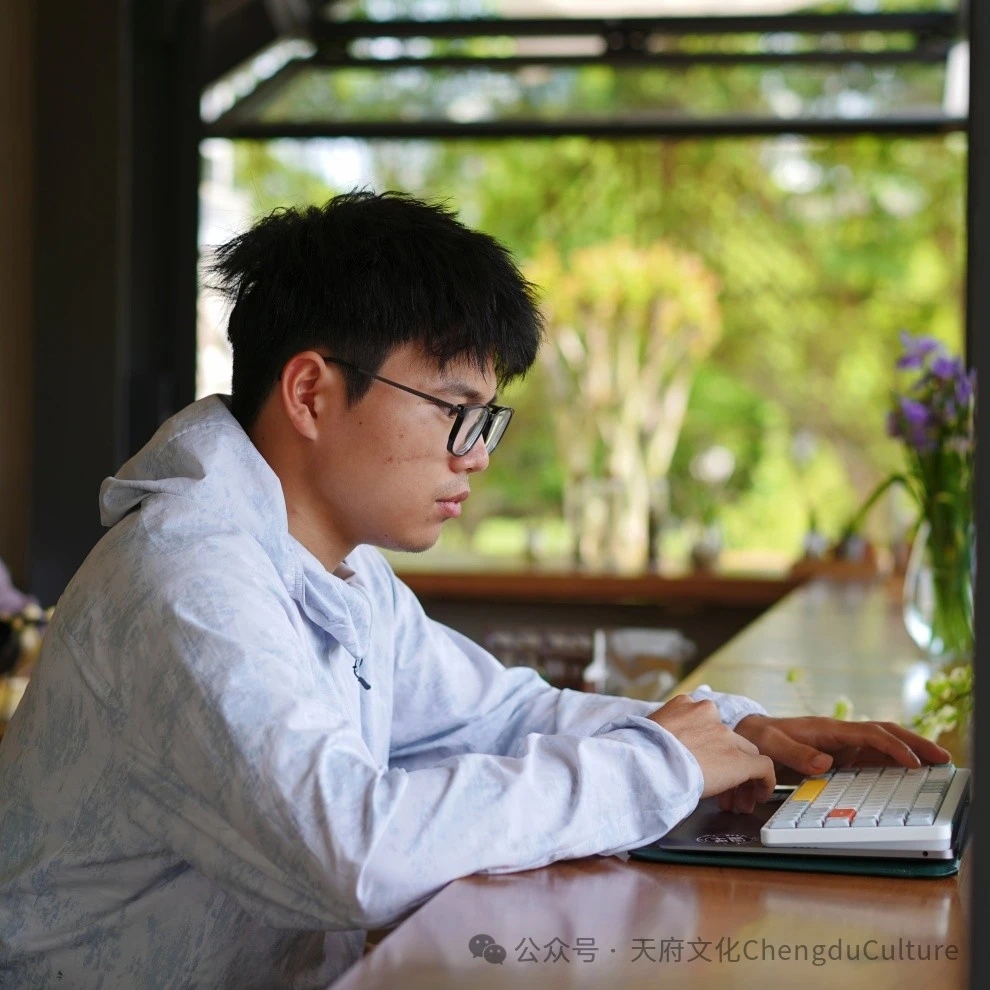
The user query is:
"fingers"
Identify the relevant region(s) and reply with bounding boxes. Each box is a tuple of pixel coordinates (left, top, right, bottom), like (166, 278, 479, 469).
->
(756, 727, 833, 776)
(830, 745, 863, 768)
(712, 717, 953, 818)
(874, 721, 953, 764)
(731, 780, 760, 815)
(782, 717, 953, 770)
(750, 754, 777, 803)
(839, 724, 925, 768)
(722, 729, 765, 807)
(715, 783, 760, 815)
(716, 757, 776, 814)
(726, 757, 776, 807)
(732, 725, 833, 776)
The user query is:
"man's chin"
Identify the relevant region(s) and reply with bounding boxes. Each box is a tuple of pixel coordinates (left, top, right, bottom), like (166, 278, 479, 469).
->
(402, 537, 442, 554)
(374, 527, 443, 555)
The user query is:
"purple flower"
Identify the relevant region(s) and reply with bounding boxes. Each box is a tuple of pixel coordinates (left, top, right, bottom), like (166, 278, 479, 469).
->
(897, 397, 935, 453)
(897, 331, 942, 370)
(899, 397, 929, 428)
(956, 370, 975, 406)
(931, 355, 963, 381)
(888, 339, 974, 462)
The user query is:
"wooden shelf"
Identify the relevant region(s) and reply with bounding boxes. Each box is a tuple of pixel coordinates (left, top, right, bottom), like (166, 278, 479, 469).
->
(396, 569, 804, 608)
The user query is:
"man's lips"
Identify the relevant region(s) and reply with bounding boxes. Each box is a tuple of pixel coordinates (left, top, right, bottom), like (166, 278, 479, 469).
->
(437, 491, 469, 517)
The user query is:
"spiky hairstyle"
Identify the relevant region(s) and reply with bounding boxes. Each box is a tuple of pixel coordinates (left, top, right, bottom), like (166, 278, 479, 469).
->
(208, 190, 544, 429)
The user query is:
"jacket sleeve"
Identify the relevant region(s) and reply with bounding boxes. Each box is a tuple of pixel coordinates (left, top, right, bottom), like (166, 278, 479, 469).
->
(385, 562, 767, 772)
(118, 561, 707, 934)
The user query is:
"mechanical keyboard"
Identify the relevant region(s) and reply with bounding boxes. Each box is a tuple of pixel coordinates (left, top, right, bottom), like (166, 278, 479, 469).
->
(761, 764, 970, 852)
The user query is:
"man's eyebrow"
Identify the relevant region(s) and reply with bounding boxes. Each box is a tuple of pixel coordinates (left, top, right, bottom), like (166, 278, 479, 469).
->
(436, 380, 498, 405)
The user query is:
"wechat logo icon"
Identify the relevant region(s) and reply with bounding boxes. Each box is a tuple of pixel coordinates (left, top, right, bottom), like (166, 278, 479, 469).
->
(469, 933, 506, 964)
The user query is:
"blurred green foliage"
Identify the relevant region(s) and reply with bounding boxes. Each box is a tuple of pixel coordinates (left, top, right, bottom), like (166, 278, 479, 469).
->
(530, 236, 723, 570)
(379, 133, 965, 557)
(232, 143, 336, 218)
(224, 119, 965, 565)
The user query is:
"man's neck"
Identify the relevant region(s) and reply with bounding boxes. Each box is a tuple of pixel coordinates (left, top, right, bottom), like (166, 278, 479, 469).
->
(248, 421, 351, 575)
(284, 497, 351, 576)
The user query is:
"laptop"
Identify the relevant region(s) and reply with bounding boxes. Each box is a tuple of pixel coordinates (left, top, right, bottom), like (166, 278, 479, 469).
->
(630, 764, 971, 877)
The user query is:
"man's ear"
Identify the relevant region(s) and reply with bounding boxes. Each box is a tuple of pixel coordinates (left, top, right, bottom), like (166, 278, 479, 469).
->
(279, 352, 336, 441)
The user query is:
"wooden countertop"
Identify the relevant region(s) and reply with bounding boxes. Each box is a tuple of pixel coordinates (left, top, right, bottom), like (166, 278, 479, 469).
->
(340, 579, 970, 989)
(343, 855, 968, 989)
(674, 578, 956, 727)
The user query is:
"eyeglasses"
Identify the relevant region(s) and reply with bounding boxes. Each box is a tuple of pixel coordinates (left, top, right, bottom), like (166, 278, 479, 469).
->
(320, 356, 514, 457)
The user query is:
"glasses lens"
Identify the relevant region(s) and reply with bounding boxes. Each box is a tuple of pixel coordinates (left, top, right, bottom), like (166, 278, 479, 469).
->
(452, 407, 489, 456)
(483, 408, 513, 453)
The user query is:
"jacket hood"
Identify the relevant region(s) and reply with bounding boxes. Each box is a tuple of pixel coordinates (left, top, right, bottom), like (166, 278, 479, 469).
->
(98, 394, 373, 659)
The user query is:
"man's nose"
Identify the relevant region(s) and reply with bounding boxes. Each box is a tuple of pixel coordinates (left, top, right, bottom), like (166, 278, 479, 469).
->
(456, 435, 490, 473)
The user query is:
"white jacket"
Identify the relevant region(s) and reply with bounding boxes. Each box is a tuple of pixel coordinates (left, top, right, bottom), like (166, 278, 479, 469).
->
(0, 394, 765, 989)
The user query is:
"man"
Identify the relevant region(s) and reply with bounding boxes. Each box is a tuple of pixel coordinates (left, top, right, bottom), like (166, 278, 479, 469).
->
(0, 192, 948, 988)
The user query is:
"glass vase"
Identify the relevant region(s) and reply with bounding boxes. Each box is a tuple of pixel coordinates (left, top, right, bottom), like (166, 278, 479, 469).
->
(902, 520, 975, 663)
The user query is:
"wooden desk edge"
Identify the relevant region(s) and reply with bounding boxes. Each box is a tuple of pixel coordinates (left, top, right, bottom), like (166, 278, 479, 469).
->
(397, 570, 806, 608)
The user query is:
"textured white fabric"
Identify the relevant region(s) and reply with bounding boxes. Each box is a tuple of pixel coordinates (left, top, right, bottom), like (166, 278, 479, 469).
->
(0, 394, 766, 988)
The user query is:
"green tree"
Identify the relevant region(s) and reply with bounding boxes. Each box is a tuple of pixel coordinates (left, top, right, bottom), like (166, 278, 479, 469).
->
(402, 134, 964, 553)
(529, 238, 722, 571)
(233, 142, 337, 218)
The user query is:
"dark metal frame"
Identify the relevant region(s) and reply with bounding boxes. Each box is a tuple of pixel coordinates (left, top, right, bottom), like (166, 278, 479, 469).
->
(210, 115, 966, 140)
(314, 12, 956, 69)
(312, 52, 951, 69)
(206, 9, 966, 139)
(311, 12, 957, 41)
(968, 0, 988, 975)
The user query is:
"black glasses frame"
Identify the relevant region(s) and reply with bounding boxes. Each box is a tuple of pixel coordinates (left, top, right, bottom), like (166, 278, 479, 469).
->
(320, 355, 514, 456)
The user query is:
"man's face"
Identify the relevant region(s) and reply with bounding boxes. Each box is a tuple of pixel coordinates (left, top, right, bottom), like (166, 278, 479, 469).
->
(315, 341, 496, 554)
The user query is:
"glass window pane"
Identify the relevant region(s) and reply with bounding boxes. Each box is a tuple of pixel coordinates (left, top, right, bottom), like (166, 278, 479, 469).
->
(324, 1, 959, 23)
(242, 61, 949, 126)
(198, 132, 965, 572)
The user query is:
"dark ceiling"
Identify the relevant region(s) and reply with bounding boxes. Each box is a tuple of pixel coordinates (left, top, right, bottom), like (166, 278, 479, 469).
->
(204, 0, 332, 85)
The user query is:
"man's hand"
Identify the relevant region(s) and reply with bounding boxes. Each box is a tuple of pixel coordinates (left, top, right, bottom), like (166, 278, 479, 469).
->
(717, 714, 953, 813)
(646, 694, 776, 803)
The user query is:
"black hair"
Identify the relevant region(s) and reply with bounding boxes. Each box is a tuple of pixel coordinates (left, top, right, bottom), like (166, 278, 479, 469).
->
(208, 190, 544, 430)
